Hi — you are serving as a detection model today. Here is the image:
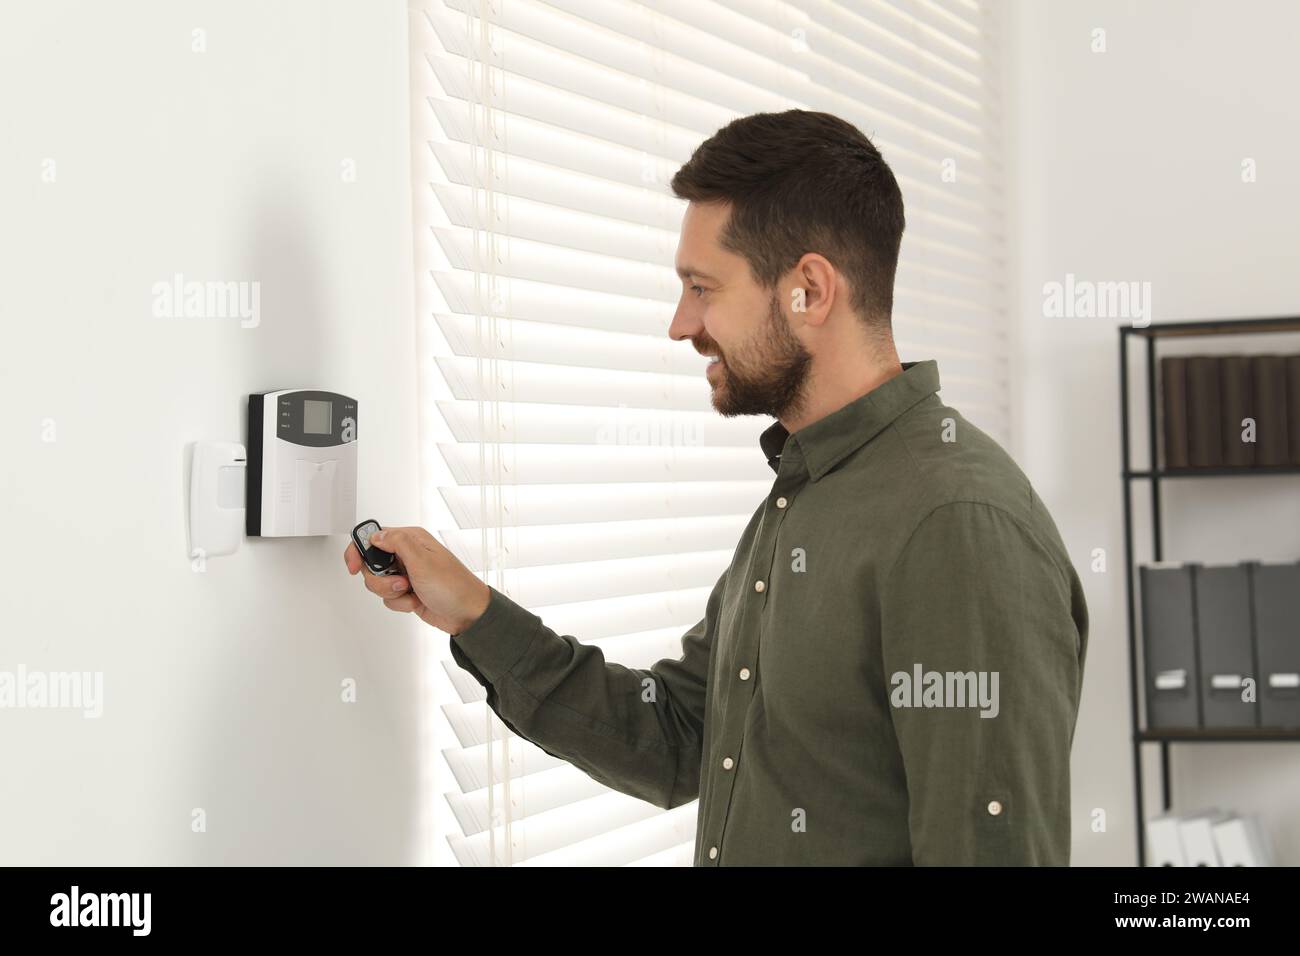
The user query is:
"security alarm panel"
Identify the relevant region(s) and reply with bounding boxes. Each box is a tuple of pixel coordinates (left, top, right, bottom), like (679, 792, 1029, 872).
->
(246, 389, 357, 537)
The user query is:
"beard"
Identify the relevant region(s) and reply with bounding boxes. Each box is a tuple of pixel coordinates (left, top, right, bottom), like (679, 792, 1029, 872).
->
(701, 293, 812, 420)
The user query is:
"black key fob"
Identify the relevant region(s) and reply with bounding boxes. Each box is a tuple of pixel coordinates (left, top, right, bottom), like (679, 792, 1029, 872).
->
(352, 519, 399, 575)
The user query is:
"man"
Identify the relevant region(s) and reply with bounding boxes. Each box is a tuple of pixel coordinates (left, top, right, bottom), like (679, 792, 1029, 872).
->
(346, 110, 1089, 865)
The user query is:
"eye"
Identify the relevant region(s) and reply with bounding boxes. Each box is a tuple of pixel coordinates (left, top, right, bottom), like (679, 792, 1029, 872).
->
(690, 284, 706, 298)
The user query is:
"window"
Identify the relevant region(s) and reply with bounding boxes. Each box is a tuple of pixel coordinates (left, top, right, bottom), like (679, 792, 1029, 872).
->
(410, 0, 1008, 865)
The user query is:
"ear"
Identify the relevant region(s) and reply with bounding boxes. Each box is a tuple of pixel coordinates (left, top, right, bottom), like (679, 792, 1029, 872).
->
(785, 254, 837, 327)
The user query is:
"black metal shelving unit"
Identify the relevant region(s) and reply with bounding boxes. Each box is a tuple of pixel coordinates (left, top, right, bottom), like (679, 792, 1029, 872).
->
(1119, 315, 1300, 867)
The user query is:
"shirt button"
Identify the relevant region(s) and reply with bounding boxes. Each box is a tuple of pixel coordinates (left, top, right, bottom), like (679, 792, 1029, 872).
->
(987, 800, 1003, 816)
(738, 667, 751, 680)
(709, 846, 718, 860)
(775, 496, 788, 508)
(722, 757, 734, 770)
(754, 580, 765, 593)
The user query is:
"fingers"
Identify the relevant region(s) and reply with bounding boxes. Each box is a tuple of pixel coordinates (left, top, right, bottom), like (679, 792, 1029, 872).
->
(383, 593, 423, 613)
(343, 541, 364, 574)
(368, 526, 440, 564)
(362, 571, 410, 599)
(366, 527, 402, 555)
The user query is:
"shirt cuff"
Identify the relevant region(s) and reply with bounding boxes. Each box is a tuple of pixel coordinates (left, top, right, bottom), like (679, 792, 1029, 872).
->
(448, 585, 542, 683)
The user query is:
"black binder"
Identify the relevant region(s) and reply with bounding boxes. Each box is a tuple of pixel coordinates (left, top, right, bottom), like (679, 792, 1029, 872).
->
(1251, 355, 1289, 466)
(1160, 356, 1190, 469)
(1251, 561, 1300, 729)
(1287, 356, 1300, 465)
(1220, 356, 1255, 466)
(1140, 563, 1200, 729)
(1193, 564, 1258, 729)
(1186, 357, 1223, 467)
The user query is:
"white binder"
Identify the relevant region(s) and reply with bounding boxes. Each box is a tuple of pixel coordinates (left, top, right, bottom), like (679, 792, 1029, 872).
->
(1212, 815, 1271, 866)
(1178, 810, 1229, 866)
(1147, 814, 1186, 866)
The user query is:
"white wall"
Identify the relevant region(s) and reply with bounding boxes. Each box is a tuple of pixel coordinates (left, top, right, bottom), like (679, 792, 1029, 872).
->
(0, 1, 426, 864)
(1008, 0, 1300, 865)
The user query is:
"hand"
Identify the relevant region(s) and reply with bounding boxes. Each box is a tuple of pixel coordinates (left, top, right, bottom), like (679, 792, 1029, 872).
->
(344, 526, 490, 634)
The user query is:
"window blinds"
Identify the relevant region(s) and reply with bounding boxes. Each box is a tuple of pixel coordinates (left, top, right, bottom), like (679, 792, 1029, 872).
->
(410, 0, 1008, 866)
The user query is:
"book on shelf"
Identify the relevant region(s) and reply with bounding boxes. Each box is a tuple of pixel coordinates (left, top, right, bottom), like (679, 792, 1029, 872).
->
(1288, 355, 1300, 465)
(1253, 354, 1289, 465)
(1160, 356, 1190, 469)
(1186, 356, 1223, 467)
(1158, 352, 1298, 470)
(1219, 356, 1255, 466)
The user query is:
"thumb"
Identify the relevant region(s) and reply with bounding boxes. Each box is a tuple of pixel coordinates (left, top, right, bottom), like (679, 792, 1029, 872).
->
(367, 527, 421, 566)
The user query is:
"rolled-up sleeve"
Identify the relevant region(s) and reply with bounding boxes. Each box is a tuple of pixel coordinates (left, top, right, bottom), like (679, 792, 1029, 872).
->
(880, 500, 1086, 865)
(448, 569, 727, 810)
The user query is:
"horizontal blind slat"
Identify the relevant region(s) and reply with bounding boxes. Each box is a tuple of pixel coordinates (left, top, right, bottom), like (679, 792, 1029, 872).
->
(437, 481, 770, 526)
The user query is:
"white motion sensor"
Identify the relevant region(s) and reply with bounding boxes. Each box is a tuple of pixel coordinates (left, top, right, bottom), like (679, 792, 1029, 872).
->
(189, 441, 247, 558)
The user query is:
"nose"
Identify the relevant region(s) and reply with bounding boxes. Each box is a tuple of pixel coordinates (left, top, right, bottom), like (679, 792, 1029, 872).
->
(668, 294, 701, 342)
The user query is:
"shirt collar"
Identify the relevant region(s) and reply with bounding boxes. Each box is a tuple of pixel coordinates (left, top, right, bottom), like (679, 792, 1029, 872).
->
(759, 359, 941, 480)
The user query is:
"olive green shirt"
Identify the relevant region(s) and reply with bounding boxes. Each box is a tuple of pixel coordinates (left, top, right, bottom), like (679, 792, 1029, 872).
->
(449, 359, 1089, 866)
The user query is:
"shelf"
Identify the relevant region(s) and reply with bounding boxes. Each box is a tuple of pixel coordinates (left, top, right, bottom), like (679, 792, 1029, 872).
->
(1123, 316, 1300, 338)
(1119, 315, 1300, 866)
(1137, 728, 1300, 743)
(1125, 465, 1300, 479)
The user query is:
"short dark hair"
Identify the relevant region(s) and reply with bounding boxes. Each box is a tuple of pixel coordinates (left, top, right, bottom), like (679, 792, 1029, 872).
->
(670, 110, 905, 328)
